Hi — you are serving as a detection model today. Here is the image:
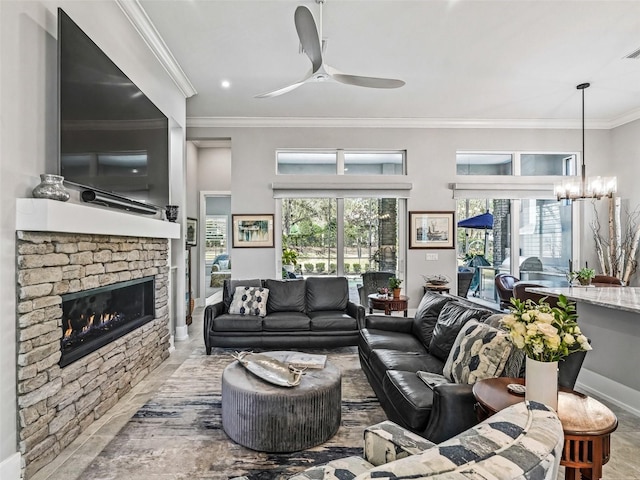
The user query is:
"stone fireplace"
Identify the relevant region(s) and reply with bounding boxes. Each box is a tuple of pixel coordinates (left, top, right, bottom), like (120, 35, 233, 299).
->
(60, 276, 156, 367)
(15, 200, 179, 479)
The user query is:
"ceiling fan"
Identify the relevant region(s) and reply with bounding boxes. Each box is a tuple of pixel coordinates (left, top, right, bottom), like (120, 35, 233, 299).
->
(255, 0, 405, 98)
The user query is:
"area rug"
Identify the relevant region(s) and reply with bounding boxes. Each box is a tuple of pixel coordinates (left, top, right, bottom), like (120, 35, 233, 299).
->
(77, 347, 386, 480)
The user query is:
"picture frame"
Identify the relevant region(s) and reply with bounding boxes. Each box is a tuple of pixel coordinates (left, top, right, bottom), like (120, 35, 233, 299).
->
(409, 211, 455, 249)
(232, 214, 274, 248)
(186, 217, 198, 246)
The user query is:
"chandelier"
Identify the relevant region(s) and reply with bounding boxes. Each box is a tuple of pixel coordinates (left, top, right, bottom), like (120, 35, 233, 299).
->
(554, 83, 617, 201)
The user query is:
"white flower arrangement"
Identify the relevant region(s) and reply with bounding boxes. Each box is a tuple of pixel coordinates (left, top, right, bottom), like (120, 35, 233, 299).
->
(500, 294, 591, 362)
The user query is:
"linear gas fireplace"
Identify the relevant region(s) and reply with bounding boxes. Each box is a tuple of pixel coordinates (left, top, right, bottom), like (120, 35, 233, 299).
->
(60, 276, 155, 367)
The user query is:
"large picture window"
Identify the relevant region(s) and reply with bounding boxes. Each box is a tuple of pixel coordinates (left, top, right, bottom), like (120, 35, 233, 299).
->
(455, 151, 577, 305)
(281, 197, 402, 303)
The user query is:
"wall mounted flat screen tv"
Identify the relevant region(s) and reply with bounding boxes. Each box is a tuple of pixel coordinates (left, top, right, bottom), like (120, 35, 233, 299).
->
(58, 9, 170, 209)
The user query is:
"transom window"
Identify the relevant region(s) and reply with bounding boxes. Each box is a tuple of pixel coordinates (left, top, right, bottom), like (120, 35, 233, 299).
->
(456, 152, 576, 176)
(277, 149, 405, 175)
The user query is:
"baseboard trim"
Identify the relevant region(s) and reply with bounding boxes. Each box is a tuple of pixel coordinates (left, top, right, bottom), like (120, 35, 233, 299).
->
(575, 368, 640, 417)
(0, 452, 21, 480)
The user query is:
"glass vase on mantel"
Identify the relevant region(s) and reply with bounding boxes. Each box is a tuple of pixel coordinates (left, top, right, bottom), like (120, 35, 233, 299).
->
(32, 174, 70, 202)
(524, 356, 558, 411)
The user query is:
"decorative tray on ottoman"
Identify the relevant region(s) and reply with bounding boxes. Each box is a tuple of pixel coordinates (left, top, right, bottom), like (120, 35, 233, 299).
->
(231, 351, 304, 387)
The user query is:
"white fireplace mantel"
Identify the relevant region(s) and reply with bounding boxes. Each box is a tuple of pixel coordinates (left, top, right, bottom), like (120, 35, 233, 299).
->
(16, 198, 181, 239)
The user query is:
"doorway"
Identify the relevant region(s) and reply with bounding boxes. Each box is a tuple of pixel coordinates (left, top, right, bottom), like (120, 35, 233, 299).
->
(201, 193, 231, 305)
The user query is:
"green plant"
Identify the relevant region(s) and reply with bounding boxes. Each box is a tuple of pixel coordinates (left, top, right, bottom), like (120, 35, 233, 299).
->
(315, 262, 326, 273)
(329, 263, 337, 274)
(282, 248, 298, 266)
(344, 263, 350, 273)
(389, 277, 403, 289)
(304, 263, 314, 273)
(574, 267, 595, 285)
(501, 295, 591, 362)
(353, 264, 361, 273)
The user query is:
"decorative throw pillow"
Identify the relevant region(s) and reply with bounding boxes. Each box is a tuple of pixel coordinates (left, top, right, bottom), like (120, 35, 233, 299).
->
(228, 286, 270, 317)
(443, 320, 513, 384)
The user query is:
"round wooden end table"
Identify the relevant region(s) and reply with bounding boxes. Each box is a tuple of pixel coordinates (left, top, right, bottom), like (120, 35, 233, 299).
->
(473, 377, 618, 480)
(367, 294, 409, 317)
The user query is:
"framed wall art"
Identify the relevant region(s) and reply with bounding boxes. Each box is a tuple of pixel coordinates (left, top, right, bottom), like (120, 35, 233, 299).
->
(232, 214, 274, 248)
(186, 218, 198, 246)
(409, 211, 455, 249)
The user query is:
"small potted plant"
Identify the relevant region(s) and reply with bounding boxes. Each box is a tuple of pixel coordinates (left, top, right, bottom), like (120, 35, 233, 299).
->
(389, 277, 403, 298)
(282, 248, 298, 273)
(574, 267, 595, 286)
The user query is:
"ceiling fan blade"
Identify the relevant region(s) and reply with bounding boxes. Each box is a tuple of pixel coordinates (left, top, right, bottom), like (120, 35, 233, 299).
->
(325, 65, 405, 89)
(254, 81, 306, 99)
(331, 73, 405, 89)
(254, 70, 313, 98)
(294, 6, 322, 72)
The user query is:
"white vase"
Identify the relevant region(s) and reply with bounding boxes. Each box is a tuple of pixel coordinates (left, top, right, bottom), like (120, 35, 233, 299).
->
(525, 356, 558, 411)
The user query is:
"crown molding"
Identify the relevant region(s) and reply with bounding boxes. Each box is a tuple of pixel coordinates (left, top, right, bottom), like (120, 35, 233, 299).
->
(190, 139, 232, 148)
(187, 116, 623, 130)
(116, 0, 197, 98)
(609, 107, 640, 129)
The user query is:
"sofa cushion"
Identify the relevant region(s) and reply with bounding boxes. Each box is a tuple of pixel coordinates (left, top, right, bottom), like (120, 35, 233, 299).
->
(442, 320, 513, 384)
(212, 313, 263, 332)
(364, 402, 563, 479)
(358, 329, 428, 361)
(370, 350, 445, 384)
(411, 292, 455, 347)
(306, 277, 349, 312)
(228, 286, 269, 317)
(383, 370, 435, 431)
(223, 278, 262, 311)
(428, 302, 493, 361)
(262, 312, 310, 331)
(265, 278, 306, 313)
(308, 311, 357, 331)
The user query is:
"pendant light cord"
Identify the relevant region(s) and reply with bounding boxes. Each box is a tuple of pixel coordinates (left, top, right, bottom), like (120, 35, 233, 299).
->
(577, 82, 590, 190)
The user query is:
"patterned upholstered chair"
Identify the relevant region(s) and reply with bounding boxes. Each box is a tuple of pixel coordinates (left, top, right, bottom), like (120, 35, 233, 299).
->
(288, 401, 563, 480)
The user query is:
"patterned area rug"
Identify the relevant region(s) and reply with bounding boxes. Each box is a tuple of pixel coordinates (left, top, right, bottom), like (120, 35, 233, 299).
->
(77, 347, 386, 480)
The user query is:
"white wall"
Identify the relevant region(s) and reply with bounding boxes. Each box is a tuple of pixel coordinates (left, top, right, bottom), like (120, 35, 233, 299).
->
(196, 147, 233, 193)
(0, 1, 186, 477)
(611, 119, 640, 285)
(188, 125, 619, 304)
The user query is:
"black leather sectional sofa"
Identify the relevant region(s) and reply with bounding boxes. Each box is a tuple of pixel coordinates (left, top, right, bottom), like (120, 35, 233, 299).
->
(358, 290, 586, 443)
(204, 276, 364, 352)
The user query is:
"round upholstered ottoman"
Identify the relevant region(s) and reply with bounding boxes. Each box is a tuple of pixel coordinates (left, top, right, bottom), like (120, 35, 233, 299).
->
(221, 351, 342, 452)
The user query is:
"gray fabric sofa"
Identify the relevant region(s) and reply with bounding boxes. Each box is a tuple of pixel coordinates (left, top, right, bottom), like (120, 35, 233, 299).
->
(288, 401, 563, 480)
(203, 277, 365, 353)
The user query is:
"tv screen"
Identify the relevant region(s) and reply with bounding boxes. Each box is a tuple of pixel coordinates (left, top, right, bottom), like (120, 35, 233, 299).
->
(58, 9, 169, 209)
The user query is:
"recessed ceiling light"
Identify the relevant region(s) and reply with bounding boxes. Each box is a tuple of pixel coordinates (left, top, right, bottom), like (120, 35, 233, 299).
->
(221, 80, 231, 89)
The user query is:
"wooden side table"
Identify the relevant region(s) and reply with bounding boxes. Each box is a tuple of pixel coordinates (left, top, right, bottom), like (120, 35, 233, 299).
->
(473, 377, 618, 480)
(367, 294, 409, 317)
(423, 283, 450, 294)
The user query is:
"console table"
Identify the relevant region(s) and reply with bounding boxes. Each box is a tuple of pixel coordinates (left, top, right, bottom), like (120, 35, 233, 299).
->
(473, 377, 618, 480)
(368, 294, 409, 316)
